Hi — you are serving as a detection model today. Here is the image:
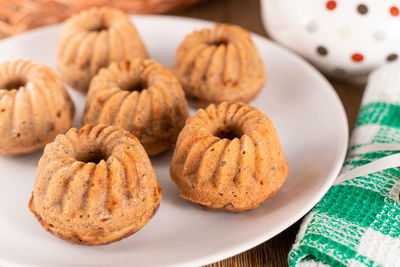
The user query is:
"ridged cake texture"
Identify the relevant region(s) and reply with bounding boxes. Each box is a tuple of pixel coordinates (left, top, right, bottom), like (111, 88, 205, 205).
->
(0, 59, 74, 155)
(173, 24, 266, 106)
(170, 102, 288, 212)
(29, 124, 162, 245)
(83, 59, 189, 156)
(57, 7, 148, 92)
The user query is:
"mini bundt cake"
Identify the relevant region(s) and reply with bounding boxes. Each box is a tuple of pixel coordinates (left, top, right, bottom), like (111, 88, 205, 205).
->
(83, 59, 189, 156)
(170, 102, 288, 212)
(57, 7, 148, 92)
(29, 124, 162, 245)
(173, 24, 266, 106)
(0, 59, 74, 155)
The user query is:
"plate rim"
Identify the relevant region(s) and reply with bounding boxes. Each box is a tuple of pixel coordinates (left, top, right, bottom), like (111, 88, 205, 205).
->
(0, 14, 349, 267)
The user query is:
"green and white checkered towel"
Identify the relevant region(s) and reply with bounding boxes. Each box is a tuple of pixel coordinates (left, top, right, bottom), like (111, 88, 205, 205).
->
(289, 63, 400, 267)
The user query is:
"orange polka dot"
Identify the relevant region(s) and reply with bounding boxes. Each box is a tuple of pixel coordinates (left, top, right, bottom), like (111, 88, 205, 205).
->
(390, 6, 399, 16)
(326, 1, 337, 10)
(351, 53, 364, 62)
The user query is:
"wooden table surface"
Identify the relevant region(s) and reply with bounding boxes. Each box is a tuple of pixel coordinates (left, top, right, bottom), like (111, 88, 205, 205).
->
(170, 0, 366, 266)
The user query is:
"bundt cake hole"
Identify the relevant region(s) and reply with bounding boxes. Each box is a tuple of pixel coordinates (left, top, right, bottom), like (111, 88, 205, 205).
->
(89, 20, 109, 32)
(120, 78, 148, 92)
(214, 126, 243, 140)
(2, 78, 26, 90)
(210, 38, 228, 46)
(91, 25, 108, 32)
(75, 148, 109, 164)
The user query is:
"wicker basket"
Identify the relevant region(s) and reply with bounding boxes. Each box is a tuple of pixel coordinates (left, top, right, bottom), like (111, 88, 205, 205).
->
(0, 0, 205, 39)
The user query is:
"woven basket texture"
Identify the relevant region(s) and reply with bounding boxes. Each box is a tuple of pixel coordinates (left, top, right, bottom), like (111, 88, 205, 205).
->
(0, 0, 205, 38)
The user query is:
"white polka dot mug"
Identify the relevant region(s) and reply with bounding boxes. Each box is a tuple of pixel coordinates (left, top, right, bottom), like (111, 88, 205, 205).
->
(261, 0, 400, 82)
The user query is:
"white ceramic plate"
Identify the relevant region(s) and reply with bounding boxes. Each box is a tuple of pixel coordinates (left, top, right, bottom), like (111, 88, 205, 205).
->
(0, 15, 348, 267)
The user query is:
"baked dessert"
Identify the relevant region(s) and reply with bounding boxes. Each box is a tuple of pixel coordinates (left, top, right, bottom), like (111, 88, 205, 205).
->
(57, 7, 148, 93)
(0, 59, 74, 155)
(83, 59, 189, 156)
(173, 24, 266, 106)
(170, 102, 288, 212)
(29, 124, 162, 245)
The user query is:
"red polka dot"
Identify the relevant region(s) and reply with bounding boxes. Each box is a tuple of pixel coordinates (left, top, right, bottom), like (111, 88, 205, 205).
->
(351, 53, 364, 62)
(326, 1, 337, 10)
(390, 6, 399, 16)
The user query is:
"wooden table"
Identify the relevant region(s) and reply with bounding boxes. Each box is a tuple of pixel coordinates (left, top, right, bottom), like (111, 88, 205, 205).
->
(170, 0, 365, 266)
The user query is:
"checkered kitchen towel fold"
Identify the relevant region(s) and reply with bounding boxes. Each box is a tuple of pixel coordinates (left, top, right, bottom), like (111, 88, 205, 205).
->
(289, 63, 400, 267)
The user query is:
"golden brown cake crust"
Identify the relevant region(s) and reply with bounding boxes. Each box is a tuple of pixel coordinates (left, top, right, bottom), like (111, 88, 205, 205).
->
(83, 59, 189, 156)
(170, 102, 288, 212)
(29, 124, 162, 245)
(0, 59, 75, 155)
(29, 196, 160, 246)
(173, 24, 266, 107)
(57, 7, 148, 93)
